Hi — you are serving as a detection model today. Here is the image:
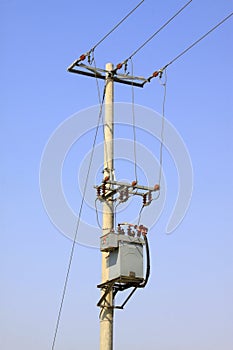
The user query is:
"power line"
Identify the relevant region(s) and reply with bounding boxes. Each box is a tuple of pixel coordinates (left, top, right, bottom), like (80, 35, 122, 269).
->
(51, 83, 107, 350)
(128, 0, 192, 60)
(115, 0, 192, 71)
(148, 11, 233, 82)
(91, 0, 145, 52)
(70, 0, 145, 67)
(164, 11, 233, 69)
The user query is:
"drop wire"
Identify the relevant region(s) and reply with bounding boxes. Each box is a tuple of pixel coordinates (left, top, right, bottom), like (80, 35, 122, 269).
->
(130, 58, 138, 183)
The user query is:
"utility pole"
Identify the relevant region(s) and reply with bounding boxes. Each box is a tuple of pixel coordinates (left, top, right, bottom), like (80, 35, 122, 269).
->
(100, 63, 114, 350)
(68, 58, 157, 350)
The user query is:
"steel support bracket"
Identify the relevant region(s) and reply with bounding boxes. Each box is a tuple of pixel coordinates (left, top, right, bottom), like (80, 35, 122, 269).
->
(97, 276, 144, 310)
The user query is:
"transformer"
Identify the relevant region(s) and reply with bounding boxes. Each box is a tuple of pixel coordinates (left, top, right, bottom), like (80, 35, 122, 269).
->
(100, 225, 146, 283)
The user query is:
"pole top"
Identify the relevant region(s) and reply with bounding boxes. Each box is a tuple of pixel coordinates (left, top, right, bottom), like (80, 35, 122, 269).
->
(106, 62, 114, 71)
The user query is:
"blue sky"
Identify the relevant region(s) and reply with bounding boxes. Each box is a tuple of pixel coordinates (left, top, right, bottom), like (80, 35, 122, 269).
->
(1, 1, 233, 349)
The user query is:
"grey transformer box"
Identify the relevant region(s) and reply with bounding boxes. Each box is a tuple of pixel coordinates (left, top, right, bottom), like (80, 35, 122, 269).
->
(100, 225, 147, 283)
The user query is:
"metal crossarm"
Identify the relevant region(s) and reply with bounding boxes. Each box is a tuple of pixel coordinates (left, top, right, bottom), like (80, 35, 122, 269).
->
(67, 62, 147, 88)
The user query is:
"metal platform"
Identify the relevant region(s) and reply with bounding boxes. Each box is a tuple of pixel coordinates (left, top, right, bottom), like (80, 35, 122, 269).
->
(97, 275, 144, 310)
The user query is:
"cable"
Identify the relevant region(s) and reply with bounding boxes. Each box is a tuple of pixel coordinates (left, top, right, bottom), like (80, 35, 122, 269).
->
(137, 204, 145, 226)
(139, 234, 150, 288)
(163, 11, 233, 70)
(150, 69, 167, 203)
(148, 11, 233, 82)
(51, 83, 107, 350)
(130, 58, 138, 183)
(91, 1, 145, 52)
(92, 53, 110, 180)
(158, 70, 167, 186)
(114, 202, 121, 231)
(93, 54, 102, 104)
(116, 0, 192, 69)
(71, 0, 145, 66)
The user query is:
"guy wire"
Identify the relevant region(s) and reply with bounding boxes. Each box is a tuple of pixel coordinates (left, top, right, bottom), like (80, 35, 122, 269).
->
(51, 82, 107, 350)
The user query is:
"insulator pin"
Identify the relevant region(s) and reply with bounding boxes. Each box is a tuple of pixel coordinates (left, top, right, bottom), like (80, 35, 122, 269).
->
(79, 54, 86, 61)
(127, 225, 135, 236)
(143, 194, 147, 205)
(148, 191, 152, 203)
(152, 71, 159, 78)
(103, 176, 109, 182)
(119, 190, 124, 201)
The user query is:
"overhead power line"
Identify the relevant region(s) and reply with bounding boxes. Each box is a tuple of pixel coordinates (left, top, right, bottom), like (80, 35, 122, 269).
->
(69, 0, 145, 68)
(163, 11, 233, 69)
(115, 0, 192, 72)
(147, 11, 233, 82)
(91, 0, 145, 52)
(127, 0, 192, 61)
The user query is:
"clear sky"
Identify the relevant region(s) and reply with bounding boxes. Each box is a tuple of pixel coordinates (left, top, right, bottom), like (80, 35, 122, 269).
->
(1, 1, 233, 349)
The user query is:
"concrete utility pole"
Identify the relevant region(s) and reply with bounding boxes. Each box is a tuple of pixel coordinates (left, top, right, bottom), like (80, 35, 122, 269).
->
(100, 63, 114, 350)
(68, 58, 152, 350)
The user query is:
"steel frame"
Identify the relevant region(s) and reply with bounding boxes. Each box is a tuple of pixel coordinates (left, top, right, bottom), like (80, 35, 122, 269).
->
(67, 63, 148, 88)
(97, 276, 144, 310)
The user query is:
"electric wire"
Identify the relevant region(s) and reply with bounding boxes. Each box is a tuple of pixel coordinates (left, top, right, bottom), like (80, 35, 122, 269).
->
(91, 1, 145, 52)
(117, 0, 192, 67)
(93, 55, 102, 104)
(114, 201, 121, 231)
(130, 58, 138, 183)
(150, 69, 167, 203)
(51, 83, 107, 350)
(139, 234, 150, 288)
(137, 204, 145, 226)
(92, 54, 109, 179)
(63, 6, 233, 319)
(158, 70, 167, 190)
(70, 1, 145, 67)
(163, 11, 233, 70)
